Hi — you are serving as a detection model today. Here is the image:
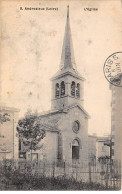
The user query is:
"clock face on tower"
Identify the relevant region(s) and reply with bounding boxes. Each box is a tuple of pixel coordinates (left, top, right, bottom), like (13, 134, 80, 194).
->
(72, 121, 80, 133)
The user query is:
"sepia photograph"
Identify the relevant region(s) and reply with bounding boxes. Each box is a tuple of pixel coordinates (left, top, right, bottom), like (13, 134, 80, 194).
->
(0, 0, 122, 190)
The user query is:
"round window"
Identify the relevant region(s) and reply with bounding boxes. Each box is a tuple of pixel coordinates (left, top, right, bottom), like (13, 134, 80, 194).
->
(72, 121, 80, 133)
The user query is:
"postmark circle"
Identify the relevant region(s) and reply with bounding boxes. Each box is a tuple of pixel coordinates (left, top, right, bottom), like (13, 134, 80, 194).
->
(103, 52, 122, 87)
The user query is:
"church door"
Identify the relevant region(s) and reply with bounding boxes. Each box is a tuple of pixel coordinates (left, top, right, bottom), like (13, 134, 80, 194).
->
(72, 139, 80, 163)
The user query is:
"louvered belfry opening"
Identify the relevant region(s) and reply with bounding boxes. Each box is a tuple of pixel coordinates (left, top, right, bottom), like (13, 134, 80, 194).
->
(71, 81, 76, 96)
(60, 81, 65, 96)
(55, 83, 60, 97)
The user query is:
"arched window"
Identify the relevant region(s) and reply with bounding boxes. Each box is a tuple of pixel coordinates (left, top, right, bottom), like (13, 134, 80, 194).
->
(71, 81, 75, 96)
(76, 83, 80, 98)
(72, 139, 80, 160)
(60, 81, 65, 96)
(55, 83, 60, 98)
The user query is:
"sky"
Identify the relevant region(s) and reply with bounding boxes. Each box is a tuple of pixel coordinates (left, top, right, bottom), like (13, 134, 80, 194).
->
(1, 0, 122, 136)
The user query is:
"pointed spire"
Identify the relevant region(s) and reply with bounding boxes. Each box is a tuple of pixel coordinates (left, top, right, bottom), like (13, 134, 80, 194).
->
(60, 6, 76, 70)
(67, 5, 69, 18)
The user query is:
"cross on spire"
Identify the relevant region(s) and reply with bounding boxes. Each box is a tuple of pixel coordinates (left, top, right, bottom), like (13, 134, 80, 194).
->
(60, 6, 76, 70)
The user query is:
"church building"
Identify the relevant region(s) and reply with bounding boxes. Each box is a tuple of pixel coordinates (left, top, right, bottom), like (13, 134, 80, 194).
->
(25, 6, 89, 168)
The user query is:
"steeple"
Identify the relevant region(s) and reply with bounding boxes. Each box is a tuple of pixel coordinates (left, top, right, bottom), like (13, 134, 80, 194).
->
(51, 6, 85, 110)
(60, 6, 76, 70)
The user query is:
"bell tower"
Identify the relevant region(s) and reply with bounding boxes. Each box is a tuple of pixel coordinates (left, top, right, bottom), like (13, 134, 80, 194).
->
(51, 6, 85, 110)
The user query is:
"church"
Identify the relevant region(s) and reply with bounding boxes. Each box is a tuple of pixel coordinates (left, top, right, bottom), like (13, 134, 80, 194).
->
(24, 6, 89, 168)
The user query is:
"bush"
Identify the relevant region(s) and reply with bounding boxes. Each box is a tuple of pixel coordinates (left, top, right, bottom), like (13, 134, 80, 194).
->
(0, 161, 120, 190)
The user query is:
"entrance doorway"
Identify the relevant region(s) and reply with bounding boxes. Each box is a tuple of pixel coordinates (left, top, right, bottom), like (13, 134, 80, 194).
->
(72, 139, 80, 160)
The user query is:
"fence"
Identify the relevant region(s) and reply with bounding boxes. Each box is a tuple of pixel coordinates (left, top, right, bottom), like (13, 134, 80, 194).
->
(0, 158, 121, 190)
(18, 158, 121, 188)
